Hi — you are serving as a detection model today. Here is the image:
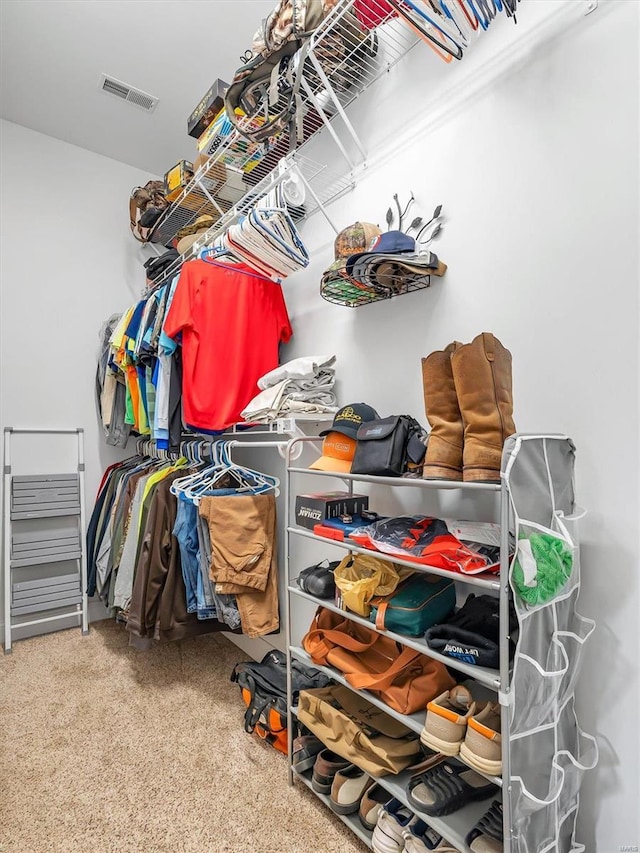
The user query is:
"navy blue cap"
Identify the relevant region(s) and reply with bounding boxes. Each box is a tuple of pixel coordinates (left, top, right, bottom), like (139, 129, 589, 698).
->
(345, 230, 416, 276)
(319, 403, 380, 439)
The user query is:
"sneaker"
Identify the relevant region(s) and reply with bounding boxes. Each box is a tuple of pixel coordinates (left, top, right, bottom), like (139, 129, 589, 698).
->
(359, 783, 391, 831)
(372, 799, 415, 853)
(330, 765, 375, 815)
(292, 734, 324, 774)
(403, 819, 455, 852)
(311, 749, 352, 794)
(459, 702, 502, 776)
(421, 685, 476, 756)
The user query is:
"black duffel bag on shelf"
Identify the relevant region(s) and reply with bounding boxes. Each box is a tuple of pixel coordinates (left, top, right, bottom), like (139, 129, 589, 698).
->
(351, 415, 427, 477)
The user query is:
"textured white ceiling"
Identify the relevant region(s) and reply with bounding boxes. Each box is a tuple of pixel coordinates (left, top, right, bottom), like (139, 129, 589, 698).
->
(0, 0, 274, 174)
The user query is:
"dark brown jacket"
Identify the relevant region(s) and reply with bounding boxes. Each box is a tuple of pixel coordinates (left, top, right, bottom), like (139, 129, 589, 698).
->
(127, 473, 226, 643)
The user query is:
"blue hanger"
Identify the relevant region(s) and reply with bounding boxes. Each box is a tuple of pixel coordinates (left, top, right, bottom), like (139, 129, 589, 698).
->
(199, 244, 280, 285)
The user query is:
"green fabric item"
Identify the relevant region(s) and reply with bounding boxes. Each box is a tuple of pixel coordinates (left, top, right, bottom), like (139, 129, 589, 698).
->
(512, 531, 573, 606)
(369, 575, 456, 637)
(125, 384, 135, 426)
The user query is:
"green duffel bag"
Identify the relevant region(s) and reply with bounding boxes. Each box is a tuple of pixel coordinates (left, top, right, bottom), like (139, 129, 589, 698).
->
(369, 574, 456, 637)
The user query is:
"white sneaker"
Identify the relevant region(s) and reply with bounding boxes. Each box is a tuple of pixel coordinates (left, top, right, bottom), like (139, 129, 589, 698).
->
(372, 799, 415, 853)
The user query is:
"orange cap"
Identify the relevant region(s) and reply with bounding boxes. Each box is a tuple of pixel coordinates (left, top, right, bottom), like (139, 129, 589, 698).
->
(309, 431, 357, 473)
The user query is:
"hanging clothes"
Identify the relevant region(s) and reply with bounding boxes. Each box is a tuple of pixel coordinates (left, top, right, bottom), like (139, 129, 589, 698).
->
(97, 255, 294, 441)
(86, 442, 281, 644)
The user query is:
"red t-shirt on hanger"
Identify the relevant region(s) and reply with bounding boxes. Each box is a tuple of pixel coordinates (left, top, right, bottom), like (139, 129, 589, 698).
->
(163, 259, 293, 432)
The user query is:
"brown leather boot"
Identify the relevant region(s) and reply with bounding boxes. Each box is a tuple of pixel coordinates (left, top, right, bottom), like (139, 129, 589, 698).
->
(422, 342, 463, 480)
(450, 332, 516, 483)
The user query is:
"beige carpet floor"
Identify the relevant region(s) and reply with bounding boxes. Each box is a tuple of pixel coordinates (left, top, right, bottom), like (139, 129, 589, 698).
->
(0, 621, 369, 853)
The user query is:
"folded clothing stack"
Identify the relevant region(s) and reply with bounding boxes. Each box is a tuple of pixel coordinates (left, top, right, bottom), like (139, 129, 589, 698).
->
(241, 355, 338, 423)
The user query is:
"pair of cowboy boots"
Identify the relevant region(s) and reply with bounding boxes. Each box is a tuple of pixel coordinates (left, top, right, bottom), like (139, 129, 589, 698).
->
(421, 332, 515, 483)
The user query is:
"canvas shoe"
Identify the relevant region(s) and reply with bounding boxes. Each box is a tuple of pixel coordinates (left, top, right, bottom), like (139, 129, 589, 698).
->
(459, 703, 502, 776)
(359, 783, 392, 831)
(330, 765, 375, 815)
(421, 685, 476, 756)
(372, 799, 416, 853)
(311, 749, 353, 794)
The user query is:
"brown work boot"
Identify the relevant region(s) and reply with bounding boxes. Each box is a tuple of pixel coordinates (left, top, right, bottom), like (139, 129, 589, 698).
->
(451, 332, 516, 483)
(422, 342, 463, 480)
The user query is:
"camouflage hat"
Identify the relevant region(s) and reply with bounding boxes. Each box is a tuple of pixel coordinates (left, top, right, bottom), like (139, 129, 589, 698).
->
(334, 221, 381, 261)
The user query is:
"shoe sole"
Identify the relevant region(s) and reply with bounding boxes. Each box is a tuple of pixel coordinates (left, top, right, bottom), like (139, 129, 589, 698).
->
(459, 743, 502, 776)
(311, 777, 333, 794)
(420, 730, 463, 756)
(293, 754, 320, 774)
(329, 799, 361, 816)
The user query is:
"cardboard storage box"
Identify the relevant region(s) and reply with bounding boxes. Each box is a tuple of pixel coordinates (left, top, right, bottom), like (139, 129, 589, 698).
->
(295, 492, 369, 530)
(187, 79, 228, 139)
(164, 160, 194, 203)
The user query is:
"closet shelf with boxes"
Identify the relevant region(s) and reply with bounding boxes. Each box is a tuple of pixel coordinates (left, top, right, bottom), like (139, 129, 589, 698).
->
(145, 0, 420, 278)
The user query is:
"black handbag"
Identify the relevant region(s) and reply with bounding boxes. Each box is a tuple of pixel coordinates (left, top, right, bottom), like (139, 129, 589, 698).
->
(296, 559, 339, 599)
(351, 415, 426, 477)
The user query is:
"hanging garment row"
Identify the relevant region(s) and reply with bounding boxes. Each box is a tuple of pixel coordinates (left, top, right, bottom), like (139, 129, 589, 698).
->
(86, 439, 281, 644)
(97, 250, 294, 447)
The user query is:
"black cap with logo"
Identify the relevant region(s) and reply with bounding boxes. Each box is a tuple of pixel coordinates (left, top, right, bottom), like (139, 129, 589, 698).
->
(319, 403, 380, 440)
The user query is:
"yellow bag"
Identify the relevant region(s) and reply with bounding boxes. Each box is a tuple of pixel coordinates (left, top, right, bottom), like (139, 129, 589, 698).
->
(333, 554, 402, 617)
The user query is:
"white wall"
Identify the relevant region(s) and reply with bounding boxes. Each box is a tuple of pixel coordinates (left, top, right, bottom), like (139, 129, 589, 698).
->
(280, 2, 638, 851)
(0, 119, 154, 628)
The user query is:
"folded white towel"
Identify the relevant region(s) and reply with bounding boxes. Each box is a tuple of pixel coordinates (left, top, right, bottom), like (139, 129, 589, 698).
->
(258, 355, 336, 390)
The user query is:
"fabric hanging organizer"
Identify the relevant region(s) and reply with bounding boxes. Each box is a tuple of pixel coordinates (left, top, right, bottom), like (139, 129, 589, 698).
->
(502, 435, 598, 853)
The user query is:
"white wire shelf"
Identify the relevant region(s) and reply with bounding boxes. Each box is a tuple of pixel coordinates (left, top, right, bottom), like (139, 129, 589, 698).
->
(288, 465, 502, 491)
(145, 0, 420, 288)
(289, 586, 501, 692)
(288, 527, 501, 591)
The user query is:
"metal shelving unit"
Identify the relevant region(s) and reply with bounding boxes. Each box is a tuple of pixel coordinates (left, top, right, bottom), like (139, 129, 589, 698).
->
(283, 434, 510, 852)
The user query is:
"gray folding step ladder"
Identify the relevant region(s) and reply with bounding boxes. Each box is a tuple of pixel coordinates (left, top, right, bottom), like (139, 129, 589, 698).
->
(3, 428, 89, 653)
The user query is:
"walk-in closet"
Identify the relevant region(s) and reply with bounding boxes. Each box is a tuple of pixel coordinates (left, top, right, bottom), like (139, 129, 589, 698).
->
(1, 2, 638, 852)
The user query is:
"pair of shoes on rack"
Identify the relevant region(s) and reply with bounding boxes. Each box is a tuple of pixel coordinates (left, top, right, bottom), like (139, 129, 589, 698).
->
(407, 758, 499, 818)
(311, 748, 376, 815)
(372, 799, 460, 853)
(421, 686, 502, 776)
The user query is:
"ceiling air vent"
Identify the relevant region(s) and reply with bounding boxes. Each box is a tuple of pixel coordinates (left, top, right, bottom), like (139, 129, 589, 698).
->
(98, 74, 158, 112)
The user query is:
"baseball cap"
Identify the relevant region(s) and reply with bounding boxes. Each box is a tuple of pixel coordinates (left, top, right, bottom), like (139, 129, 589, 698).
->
(319, 403, 380, 439)
(334, 222, 382, 261)
(309, 431, 357, 473)
(345, 230, 416, 276)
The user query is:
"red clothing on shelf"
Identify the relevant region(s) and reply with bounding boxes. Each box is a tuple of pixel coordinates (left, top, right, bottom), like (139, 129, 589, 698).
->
(163, 259, 292, 431)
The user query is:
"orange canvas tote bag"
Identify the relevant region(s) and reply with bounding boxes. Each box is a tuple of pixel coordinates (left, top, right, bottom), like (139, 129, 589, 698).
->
(302, 607, 455, 714)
